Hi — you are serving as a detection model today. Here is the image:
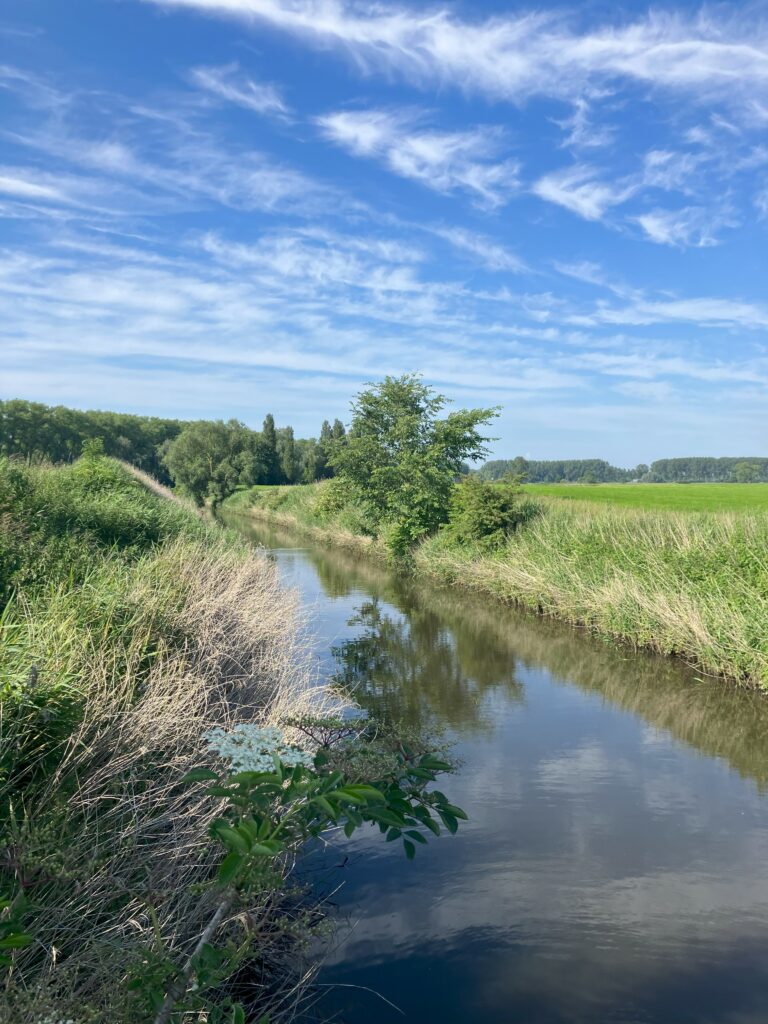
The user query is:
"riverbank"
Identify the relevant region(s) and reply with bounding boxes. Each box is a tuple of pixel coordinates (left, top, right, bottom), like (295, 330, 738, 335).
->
(223, 483, 768, 688)
(0, 457, 340, 1022)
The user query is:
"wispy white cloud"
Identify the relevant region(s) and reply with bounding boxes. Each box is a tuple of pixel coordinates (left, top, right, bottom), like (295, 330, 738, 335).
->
(533, 164, 634, 221)
(189, 61, 290, 117)
(635, 205, 734, 247)
(317, 109, 520, 207)
(555, 98, 615, 149)
(141, 2, 768, 114)
(427, 225, 525, 272)
(0, 169, 65, 202)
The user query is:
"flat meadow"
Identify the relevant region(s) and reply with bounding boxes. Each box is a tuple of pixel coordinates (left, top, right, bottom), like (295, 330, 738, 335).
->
(523, 482, 768, 512)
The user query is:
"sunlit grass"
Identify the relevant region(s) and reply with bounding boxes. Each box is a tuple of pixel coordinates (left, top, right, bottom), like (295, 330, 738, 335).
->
(523, 482, 768, 511)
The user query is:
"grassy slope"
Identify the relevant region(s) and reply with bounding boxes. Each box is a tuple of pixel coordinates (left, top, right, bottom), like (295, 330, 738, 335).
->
(0, 459, 335, 1023)
(223, 483, 768, 688)
(524, 482, 768, 511)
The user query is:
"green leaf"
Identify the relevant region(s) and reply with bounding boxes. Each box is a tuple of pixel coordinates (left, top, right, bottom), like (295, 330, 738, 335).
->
(441, 803, 468, 820)
(218, 851, 243, 885)
(329, 788, 365, 805)
(312, 795, 337, 820)
(181, 768, 219, 784)
(438, 810, 459, 834)
(419, 756, 453, 772)
(231, 1003, 246, 1024)
(238, 817, 260, 842)
(0, 933, 32, 949)
(234, 824, 257, 849)
(366, 808, 406, 828)
(403, 839, 416, 860)
(212, 825, 249, 854)
(405, 830, 428, 844)
(250, 840, 283, 856)
(385, 828, 402, 842)
(205, 785, 234, 797)
(344, 784, 386, 802)
(343, 820, 356, 838)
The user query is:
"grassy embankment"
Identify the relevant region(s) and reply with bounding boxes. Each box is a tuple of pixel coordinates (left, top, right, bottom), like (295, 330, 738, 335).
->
(223, 483, 768, 688)
(0, 457, 340, 1022)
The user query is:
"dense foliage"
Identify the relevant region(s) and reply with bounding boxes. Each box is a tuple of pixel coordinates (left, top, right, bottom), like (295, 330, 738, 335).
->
(445, 475, 540, 549)
(480, 455, 768, 484)
(0, 398, 182, 482)
(330, 375, 496, 557)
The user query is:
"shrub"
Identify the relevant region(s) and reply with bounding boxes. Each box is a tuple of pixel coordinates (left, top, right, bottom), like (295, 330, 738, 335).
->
(445, 475, 541, 550)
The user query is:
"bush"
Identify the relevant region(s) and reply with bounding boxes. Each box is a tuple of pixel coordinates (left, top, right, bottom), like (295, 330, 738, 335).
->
(445, 475, 541, 550)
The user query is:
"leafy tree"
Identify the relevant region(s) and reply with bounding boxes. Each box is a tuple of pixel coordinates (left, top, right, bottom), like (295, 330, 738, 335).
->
(162, 420, 259, 505)
(331, 374, 496, 557)
(277, 426, 296, 484)
(316, 419, 334, 479)
(733, 461, 760, 483)
(261, 413, 282, 484)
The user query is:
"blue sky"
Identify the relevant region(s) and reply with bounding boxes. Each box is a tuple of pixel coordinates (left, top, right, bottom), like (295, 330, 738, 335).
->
(2, 0, 767, 464)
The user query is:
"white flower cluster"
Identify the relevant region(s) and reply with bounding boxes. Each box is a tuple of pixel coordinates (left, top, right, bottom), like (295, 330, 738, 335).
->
(35, 1017, 76, 1024)
(204, 724, 313, 774)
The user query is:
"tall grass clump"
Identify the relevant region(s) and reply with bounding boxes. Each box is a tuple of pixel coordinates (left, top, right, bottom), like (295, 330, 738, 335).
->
(0, 457, 344, 1022)
(420, 497, 768, 686)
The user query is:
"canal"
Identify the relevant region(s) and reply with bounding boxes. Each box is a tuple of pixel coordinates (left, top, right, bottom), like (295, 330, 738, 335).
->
(225, 515, 768, 1024)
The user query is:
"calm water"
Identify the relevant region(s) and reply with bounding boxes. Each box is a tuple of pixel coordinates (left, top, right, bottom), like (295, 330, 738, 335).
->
(224, 516, 768, 1024)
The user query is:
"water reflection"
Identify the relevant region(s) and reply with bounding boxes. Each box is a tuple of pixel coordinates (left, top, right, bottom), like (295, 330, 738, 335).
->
(223, 516, 768, 1024)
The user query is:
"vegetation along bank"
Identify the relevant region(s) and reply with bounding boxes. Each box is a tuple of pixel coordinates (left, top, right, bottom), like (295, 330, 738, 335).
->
(222, 376, 768, 690)
(0, 448, 464, 1023)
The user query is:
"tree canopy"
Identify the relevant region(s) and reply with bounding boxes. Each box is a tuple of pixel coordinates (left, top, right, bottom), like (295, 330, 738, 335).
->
(331, 374, 496, 555)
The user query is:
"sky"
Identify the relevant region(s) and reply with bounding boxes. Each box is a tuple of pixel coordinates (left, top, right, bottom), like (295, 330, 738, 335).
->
(1, 0, 768, 464)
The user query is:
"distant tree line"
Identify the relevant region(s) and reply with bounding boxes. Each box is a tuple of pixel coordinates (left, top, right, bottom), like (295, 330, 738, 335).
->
(0, 399, 182, 482)
(479, 456, 768, 484)
(478, 458, 644, 484)
(0, 399, 347, 503)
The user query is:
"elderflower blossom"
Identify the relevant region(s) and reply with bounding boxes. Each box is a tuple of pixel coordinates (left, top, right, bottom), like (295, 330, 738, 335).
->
(204, 724, 313, 774)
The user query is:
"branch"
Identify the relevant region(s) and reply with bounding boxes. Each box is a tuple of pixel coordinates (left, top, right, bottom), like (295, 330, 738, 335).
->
(153, 890, 235, 1024)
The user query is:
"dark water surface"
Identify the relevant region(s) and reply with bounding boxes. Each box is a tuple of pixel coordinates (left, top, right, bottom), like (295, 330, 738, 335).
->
(224, 516, 768, 1024)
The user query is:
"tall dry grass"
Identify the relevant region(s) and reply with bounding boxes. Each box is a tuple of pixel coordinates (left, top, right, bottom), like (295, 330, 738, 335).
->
(2, 486, 344, 1021)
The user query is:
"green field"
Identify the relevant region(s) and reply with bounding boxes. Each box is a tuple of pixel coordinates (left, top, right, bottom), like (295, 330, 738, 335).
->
(524, 483, 768, 512)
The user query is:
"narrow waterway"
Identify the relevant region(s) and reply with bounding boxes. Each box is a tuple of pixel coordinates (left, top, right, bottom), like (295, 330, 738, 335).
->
(224, 515, 768, 1024)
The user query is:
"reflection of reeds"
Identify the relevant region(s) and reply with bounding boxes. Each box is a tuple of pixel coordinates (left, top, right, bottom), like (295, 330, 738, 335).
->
(2, 480, 343, 1021)
(227, 516, 768, 791)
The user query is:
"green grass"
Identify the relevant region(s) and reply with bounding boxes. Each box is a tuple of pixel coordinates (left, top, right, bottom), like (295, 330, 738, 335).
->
(524, 482, 768, 511)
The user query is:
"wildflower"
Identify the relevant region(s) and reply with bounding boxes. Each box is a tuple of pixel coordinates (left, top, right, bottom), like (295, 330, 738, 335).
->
(204, 724, 313, 774)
